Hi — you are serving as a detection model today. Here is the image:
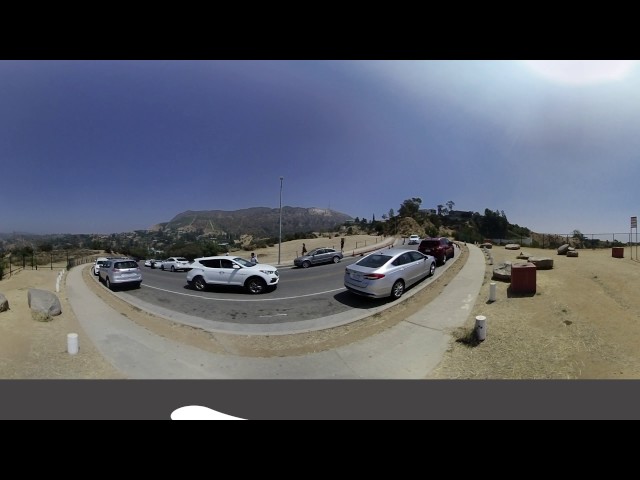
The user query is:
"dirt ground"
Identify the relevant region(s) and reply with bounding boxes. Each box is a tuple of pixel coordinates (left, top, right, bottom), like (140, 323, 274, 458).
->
(2, 237, 640, 379)
(428, 244, 640, 379)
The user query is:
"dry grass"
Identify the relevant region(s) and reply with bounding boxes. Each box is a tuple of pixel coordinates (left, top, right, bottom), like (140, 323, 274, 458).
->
(428, 245, 640, 379)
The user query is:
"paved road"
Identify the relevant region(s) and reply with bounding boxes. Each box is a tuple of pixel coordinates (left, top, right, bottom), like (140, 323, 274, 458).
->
(93, 244, 459, 333)
(66, 244, 486, 378)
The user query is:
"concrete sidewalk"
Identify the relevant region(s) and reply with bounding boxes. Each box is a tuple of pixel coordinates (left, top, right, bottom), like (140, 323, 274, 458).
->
(65, 244, 486, 379)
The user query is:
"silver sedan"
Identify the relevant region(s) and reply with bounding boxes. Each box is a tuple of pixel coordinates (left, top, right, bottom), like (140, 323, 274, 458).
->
(294, 247, 343, 268)
(344, 248, 436, 299)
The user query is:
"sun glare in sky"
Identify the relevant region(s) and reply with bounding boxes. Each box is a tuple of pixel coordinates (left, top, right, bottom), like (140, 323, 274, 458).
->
(523, 60, 638, 85)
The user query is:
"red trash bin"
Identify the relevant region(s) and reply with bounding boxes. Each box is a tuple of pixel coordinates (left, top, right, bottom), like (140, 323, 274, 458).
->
(612, 247, 624, 258)
(511, 262, 536, 294)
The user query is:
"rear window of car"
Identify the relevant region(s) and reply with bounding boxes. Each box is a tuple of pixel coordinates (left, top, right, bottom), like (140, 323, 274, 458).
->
(421, 240, 440, 248)
(356, 254, 392, 268)
(114, 261, 138, 269)
(176, 257, 188, 262)
(97, 261, 109, 266)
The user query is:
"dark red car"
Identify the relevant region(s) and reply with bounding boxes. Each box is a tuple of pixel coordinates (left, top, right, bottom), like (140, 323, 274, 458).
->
(418, 237, 454, 265)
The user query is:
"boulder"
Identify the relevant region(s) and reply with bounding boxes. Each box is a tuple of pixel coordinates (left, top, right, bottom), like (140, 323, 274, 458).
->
(481, 243, 493, 249)
(0, 292, 8, 313)
(28, 289, 62, 322)
(492, 261, 512, 282)
(557, 244, 570, 255)
(517, 252, 530, 260)
(528, 257, 554, 270)
(567, 250, 579, 257)
(505, 244, 521, 250)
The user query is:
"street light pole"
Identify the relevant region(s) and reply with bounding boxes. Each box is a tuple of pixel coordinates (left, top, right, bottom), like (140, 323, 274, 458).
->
(278, 176, 283, 265)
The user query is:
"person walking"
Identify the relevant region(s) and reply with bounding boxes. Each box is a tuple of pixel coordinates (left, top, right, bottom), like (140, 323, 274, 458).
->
(250, 252, 258, 264)
(340, 238, 345, 252)
(302, 243, 307, 255)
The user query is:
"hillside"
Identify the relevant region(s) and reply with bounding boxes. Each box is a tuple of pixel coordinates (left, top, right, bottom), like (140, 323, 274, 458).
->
(152, 207, 353, 238)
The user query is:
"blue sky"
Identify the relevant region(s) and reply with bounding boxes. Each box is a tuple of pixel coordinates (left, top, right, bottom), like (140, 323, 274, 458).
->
(1, 60, 639, 236)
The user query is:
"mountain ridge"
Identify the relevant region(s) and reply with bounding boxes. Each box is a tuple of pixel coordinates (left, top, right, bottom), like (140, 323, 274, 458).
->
(150, 206, 354, 239)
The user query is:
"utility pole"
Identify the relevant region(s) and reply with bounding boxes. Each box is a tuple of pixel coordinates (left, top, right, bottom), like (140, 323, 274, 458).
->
(278, 176, 283, 265)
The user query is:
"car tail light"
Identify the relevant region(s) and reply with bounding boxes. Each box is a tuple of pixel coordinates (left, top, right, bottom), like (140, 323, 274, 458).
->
(364, 273, 385, 280)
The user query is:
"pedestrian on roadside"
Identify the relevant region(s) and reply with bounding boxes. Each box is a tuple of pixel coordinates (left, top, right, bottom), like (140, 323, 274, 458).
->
(250, 252, 258, 264)
(302, 243, 307, 255)
(340, 238, 345, 251)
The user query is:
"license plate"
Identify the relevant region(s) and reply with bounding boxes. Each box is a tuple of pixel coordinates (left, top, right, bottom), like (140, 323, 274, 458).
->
(352, 272, 362, 281)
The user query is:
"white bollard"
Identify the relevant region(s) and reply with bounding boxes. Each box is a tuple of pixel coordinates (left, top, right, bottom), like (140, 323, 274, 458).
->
(475, 315, 487, 341)
(67, 333, 79, 355)
(56, 269, 65, 293)
(489, 282, 497, 302)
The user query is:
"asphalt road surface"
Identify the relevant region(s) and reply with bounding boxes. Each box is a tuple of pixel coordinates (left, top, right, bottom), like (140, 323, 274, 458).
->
(92, 246, 455, 326)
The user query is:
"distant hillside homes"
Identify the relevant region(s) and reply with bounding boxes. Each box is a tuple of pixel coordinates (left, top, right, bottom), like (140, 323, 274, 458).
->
(153, 207, 354, 239)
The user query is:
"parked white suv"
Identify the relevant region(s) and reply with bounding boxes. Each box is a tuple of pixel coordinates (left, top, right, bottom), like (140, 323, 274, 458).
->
(160, 257, 191, 272)
(408, 235, 420, 245)
(186, 256, 279, 294)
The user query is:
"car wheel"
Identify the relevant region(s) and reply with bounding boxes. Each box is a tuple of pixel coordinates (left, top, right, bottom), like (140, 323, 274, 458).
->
(161, 265, 165, 270)
(192, 276, 207, 292)
(135, 282, 142, 289)
(302, 260, 311, 268)
(441, 254, 447, 265)
(429, 262, 436, 276)
(391, 280, 405, 299)
(106, 277, 113, 291)
(246, 277, 267, 294)
(332, 256, 341, 263)
(171, 265, 175, 272)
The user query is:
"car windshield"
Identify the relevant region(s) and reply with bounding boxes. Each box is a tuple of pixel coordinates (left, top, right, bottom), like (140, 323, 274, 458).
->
(233, 258, 253, 267)
(356, 254, 392, 268)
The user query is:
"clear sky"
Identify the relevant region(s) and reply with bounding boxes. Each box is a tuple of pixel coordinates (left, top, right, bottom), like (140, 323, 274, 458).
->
(1, 60, 639, 236)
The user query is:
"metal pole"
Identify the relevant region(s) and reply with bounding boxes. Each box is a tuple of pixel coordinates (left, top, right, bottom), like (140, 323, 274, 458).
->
(278, 176, 283, 265)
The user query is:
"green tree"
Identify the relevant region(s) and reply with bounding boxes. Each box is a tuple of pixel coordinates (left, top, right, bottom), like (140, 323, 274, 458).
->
(398, 197, 422, 218)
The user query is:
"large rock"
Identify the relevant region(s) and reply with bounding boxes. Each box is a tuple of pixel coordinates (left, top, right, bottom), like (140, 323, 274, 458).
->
(528, 257, 554, 270)
(0, 292, 8, 313)
(492, 261, 512, 282)
(517, 252, 531, 260)
(557, 244, 570, 255)
(567, 250, 579, 257)
(505, 244, 521, 250)
(28, 289, 62, 322)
